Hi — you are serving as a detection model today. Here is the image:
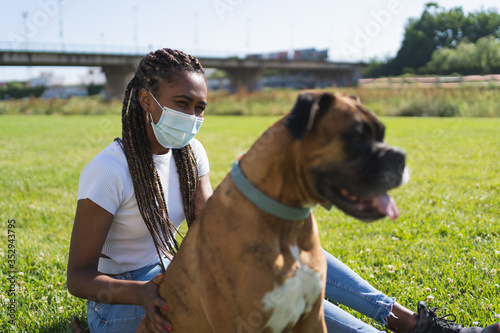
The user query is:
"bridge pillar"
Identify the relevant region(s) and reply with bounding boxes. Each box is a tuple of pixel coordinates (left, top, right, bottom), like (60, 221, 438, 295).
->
(224, 68, 262, 93)
(102, 65, 136, 100)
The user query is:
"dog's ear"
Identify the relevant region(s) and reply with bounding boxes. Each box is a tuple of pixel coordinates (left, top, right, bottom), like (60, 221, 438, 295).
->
(284, 92, 335, 139)
(349, 95, 361, 103)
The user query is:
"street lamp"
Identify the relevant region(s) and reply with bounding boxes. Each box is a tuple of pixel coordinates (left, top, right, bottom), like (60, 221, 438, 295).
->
(59, 0, 65, 51)
(22, 11, 28, 50)
(133, 6, 138, 53)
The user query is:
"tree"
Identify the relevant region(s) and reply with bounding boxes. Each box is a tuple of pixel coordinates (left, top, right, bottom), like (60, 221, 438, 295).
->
(463, 9, 500, 42)
(362, 58, 389, 78)
(0, 81, 45, 99)
(375, 3, 500, 76)
(386, 3, 468, 75)
(421, 36, 500, 74)
(476, 35, 500, 73)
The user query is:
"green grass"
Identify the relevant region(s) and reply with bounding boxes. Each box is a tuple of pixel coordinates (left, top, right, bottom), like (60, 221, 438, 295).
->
(1, 114, 499, 332)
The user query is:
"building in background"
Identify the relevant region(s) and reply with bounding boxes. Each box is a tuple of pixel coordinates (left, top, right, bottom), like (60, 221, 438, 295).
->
(80, 67, 106, 86)
(29, 72, 64, 87)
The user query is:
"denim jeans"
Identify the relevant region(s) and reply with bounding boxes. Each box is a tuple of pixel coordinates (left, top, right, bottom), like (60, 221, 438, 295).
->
(323, 250, 395, 333)
(87, 262, 165, 333)
(87, 252, 394, 333)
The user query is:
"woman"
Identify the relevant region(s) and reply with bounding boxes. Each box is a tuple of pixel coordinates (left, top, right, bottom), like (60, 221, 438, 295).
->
(67, 48, 212, 333)
(67, 48, 498, 333)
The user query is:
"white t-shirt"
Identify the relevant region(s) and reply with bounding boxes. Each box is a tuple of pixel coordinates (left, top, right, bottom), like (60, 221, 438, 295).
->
(77, 139, 209, 275)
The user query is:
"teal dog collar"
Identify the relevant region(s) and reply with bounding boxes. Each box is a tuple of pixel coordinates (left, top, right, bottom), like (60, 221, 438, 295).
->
(230, 160, 311, 221)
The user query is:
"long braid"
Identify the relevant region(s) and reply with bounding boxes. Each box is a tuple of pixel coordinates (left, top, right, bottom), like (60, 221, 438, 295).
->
(173, 146, 199, 227)
(115, 48, 205, 269)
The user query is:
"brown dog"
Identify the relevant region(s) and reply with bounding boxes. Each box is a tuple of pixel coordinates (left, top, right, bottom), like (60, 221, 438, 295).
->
(137, 91, 406, 332)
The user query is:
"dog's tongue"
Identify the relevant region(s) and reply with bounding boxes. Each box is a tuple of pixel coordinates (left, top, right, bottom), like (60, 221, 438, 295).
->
(373, 194, 399, 220)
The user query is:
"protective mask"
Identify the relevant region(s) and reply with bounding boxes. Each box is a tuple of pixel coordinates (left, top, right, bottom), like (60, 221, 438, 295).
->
(148, 91, 204, 149)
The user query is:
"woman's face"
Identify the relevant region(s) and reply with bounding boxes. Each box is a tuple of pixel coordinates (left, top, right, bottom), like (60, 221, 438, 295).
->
(139, 71, 208, 154)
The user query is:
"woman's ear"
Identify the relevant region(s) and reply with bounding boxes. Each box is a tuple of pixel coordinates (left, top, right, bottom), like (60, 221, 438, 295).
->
(138, 88, 153, 113)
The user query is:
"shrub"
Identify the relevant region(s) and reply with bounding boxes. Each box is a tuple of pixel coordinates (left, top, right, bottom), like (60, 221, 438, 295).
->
(400, 100, 460, 117)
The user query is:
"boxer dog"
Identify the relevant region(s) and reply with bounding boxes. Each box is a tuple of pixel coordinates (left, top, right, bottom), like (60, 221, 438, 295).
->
(137, 91, 407, 332)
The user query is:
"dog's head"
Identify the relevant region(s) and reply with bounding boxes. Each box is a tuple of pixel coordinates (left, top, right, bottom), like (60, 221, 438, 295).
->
(285, 91, 408, 222)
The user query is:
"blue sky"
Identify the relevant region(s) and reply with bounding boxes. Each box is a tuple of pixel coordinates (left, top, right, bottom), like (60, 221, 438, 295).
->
(1, 0, 499, 84)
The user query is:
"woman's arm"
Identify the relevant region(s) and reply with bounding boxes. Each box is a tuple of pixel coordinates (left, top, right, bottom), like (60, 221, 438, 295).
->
(67, 199, 171, 332)
(194, 173, 213, 219)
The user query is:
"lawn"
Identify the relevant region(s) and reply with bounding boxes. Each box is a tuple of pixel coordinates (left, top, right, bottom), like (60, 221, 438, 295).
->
(1, 114, 499, 332)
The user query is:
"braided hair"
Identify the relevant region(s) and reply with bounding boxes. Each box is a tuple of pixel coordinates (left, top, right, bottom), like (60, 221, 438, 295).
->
(115, 48, 205, 270)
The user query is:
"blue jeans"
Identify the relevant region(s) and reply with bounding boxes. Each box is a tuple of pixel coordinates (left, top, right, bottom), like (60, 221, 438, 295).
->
(87, 263, 164, 333)
(87, 252, 395, 333)
(323, 250, 395, 333)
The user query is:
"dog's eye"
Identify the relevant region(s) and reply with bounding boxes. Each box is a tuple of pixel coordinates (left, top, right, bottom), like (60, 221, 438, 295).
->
(351, 122, 371, 144)
(353, 135, 367, 143)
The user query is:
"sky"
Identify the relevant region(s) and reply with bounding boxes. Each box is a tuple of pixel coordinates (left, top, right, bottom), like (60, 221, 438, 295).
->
(0, 0, 499, 84)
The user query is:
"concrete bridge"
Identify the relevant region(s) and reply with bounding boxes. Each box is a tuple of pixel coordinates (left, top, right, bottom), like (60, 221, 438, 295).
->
(0, 43, 363, 98)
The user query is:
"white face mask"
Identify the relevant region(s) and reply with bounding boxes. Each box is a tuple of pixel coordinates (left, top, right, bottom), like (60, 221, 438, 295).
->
(148, 91, 204, 149)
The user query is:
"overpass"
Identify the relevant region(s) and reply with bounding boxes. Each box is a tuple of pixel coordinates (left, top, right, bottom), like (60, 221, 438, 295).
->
(0, 42, 364, 98)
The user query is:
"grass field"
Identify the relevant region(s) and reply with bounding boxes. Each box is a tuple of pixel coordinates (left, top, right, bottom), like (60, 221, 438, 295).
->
(1, 85, 500, 117)
(1, 113, 499, 332)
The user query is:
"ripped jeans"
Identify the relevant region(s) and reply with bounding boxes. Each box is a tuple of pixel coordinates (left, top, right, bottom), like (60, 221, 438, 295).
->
(323, 250, 396, 332)
(87, 251, 394, 333)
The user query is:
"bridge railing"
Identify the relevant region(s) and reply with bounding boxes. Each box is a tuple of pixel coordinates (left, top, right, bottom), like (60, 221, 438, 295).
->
(0, 40, 239, 59)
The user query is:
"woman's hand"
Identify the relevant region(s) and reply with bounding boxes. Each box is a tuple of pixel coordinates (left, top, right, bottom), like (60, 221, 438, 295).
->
(139, 272, 173, 332)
